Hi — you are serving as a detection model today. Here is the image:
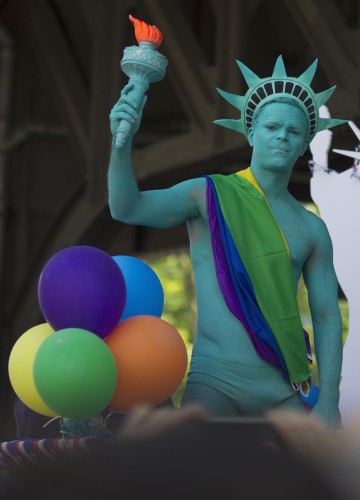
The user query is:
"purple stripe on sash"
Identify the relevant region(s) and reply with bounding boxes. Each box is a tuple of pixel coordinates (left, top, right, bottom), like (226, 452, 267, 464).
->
(207, 182, 251, 330)
(206, 178, 287, 375)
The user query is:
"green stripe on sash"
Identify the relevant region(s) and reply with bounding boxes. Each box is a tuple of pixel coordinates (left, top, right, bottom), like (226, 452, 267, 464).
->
(210, 168, 311, 383)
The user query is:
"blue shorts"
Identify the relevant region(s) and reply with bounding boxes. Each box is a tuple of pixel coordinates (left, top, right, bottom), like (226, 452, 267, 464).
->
(181, 354, 303, 417)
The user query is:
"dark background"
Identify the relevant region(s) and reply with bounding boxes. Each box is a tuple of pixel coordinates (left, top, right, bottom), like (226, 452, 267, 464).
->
(0, 0, 358, 439)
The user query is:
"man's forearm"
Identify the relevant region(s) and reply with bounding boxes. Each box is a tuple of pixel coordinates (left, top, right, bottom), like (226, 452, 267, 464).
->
(108, 141, 141, 222)
(312, 312, 343, 423)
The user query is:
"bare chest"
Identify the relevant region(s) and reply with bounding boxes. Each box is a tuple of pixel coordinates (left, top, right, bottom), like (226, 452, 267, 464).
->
(270, 205, 314, 276)
(190, 192, 314, 279)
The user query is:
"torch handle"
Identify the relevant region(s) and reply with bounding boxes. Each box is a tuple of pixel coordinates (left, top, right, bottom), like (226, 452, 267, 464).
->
(115, 78, 150, 148)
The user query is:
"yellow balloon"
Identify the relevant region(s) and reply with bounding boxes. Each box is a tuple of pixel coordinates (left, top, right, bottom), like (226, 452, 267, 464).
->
(8, 323, 57, 417)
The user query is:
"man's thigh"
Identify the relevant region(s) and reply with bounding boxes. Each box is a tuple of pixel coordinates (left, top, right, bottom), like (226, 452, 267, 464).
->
(181, 381, 240, 417)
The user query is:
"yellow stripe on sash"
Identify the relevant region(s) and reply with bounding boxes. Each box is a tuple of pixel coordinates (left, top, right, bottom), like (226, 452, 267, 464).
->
(236, 168, 291, 258)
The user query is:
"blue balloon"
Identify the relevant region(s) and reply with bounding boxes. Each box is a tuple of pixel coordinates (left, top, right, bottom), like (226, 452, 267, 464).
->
(112, 255, 164, 320)
(300, 384, 319, 408)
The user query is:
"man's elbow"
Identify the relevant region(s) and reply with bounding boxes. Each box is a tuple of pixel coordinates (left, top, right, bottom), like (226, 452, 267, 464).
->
(108, 200, 134, 224)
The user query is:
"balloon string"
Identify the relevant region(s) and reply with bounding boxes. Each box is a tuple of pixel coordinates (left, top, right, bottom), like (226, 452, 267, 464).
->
(104, 412, 112, 425)
(42, 415, 63, 429)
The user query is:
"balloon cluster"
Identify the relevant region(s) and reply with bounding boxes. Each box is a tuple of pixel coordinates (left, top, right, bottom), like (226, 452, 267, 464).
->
(8, 246, 188, 420)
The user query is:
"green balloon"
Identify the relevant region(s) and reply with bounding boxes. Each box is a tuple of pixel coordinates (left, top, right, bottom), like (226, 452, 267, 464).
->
(33, 328, 117, 419)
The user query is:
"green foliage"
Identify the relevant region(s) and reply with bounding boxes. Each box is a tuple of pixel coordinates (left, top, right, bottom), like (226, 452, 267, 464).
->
(149, 253, 197, 346)
(148, 252, 196, 407)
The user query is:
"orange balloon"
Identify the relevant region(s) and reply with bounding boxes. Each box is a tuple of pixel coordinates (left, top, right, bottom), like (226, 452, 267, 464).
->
(105, 315, 187, 412)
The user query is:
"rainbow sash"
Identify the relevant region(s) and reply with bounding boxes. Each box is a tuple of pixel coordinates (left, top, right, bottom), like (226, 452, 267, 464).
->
(206, 168, 312, 387)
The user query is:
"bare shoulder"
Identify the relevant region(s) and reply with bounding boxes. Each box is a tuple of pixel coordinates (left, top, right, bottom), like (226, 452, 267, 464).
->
(171, 176, 206, 197)
(171, 177, 207, 218)
(302, 206, 330, 237)
(182, 177, 206, 197)
(299, 206, 333, 258)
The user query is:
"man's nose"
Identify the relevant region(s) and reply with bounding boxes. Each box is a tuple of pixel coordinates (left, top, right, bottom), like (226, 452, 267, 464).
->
(277, 128, 288, 140)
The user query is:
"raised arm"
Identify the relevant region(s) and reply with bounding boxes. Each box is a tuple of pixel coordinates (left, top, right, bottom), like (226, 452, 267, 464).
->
(303, 216, 343, 426)
(108, 83, 204, 229)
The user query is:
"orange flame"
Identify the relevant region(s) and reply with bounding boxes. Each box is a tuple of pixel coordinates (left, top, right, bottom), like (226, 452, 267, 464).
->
(129, 15, 163, 49)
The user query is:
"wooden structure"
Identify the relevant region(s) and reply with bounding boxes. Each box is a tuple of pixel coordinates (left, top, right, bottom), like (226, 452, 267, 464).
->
(0, 0, 359, 438)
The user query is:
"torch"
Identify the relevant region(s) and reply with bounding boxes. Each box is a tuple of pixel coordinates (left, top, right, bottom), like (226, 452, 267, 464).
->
(115, 15, 168, 148)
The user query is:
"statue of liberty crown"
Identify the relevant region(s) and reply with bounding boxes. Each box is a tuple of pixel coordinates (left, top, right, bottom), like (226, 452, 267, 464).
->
(214, 55, 347, 142)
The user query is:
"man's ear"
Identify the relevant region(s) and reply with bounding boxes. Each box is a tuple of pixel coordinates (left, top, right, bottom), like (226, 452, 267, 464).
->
(248, 127, 254, 147)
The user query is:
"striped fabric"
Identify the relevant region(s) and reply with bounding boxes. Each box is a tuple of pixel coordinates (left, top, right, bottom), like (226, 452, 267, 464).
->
(206, 168, 312, 388)
(0, 437, 101, 471)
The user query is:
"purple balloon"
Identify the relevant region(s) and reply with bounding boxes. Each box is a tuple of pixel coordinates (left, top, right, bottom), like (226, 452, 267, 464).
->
(38, 246, 126, 338)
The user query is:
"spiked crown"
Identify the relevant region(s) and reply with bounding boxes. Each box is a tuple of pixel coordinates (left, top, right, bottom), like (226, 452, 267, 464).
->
(214, 55, 346, 142)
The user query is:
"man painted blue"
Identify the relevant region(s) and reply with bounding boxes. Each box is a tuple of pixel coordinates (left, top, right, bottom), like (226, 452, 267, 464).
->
(108, 56, 346, 426)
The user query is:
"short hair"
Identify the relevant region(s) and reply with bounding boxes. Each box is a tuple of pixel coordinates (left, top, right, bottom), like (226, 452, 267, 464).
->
(251, 97, 309, 139)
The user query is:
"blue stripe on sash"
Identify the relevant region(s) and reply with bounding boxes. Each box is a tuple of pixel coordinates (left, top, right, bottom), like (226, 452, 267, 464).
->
(208, 178, 288, 379)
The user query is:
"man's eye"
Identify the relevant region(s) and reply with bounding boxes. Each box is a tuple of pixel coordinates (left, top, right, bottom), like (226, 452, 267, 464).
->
(290, 129, 300, 135)
(265, 124, 277, 130)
